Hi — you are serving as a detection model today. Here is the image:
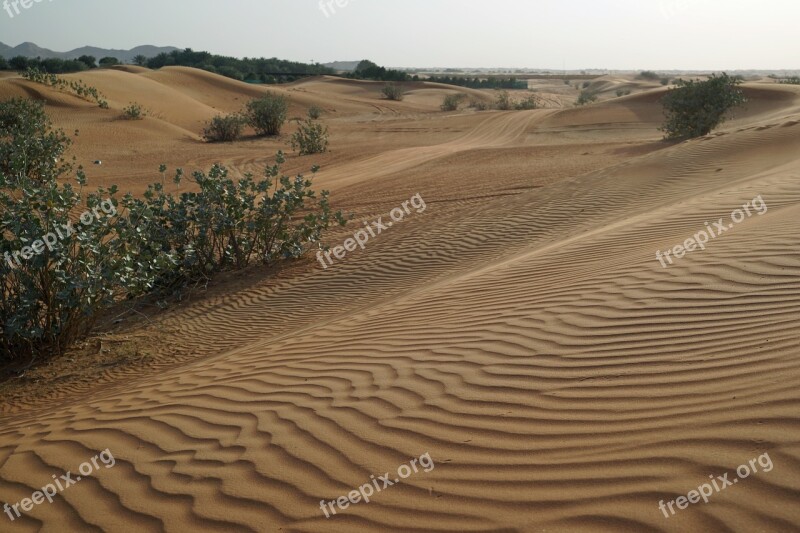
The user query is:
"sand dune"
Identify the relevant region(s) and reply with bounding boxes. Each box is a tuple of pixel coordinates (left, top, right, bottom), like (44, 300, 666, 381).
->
(1, 70, 799, 532)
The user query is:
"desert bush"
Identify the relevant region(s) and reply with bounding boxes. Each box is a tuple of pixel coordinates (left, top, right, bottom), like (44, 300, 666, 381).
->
(202, 113, 245, 142)
(0, 98, 345, 364)
(245, 92, 289, 136)
(307, 105, 323, 119)
(515, 94, 539, 110)
(582, 81, 591, 89)
(495, 90, 513, 110)
(441, 93, 466, 111)
(779, 77, 800, 85)
(660, 77, 671, 86)
(661, 73, 746, 139)
(576, 90, 598, 106)
(290, 119, 329, 155)
(469, 99, 490, 111)
(122, 102, 146, 120)
(616, 89, 631, 97)
(638, 70, 660, 81)
(0, 99, 72, 182)
(563, 79, 571, 85)
(382, 83, 404, 101)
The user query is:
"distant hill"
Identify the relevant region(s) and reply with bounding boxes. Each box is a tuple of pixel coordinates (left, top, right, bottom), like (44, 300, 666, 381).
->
(0, 42, 180, 62)
(323, 61, 361, 72)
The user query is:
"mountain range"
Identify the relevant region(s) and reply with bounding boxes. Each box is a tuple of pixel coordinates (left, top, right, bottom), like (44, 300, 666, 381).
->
(0, 42, 180, 62)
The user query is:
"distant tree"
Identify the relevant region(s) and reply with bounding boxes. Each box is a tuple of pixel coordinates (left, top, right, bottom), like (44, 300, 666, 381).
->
(216, 66, 244, 80)
(77, 55, 97, 69)
(661, 73, 746, 139)
(9, 56, 29, 71)
(638, 70, 660, 81)
(133, 54, 148, 66)
(99, 57, 120, 67)
(355, 60, 379, 75)
(0, 57, 7, 70)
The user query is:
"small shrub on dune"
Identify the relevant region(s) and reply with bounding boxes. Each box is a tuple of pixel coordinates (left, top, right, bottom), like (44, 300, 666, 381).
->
(203, 113, 245, 142)
(307, 105, 323, 119)
(638, 70, 660, 81)
(245, 92, 289, 136)
(514, 94, 539, 110)
(576, 90, 598, 106)
(494, 90, 512, 110)
(469, 99, 490, 111)
(441, 93, 466, 111)
(381, 83, 405, 101)
(661, 73, 746, 139)
(290, 119, 329, 155)
(122, 102, 146, 120)
(616, 88, 631, 97)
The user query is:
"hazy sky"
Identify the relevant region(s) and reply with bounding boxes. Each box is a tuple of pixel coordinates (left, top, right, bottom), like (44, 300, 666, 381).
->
(0, 0, 797, 70)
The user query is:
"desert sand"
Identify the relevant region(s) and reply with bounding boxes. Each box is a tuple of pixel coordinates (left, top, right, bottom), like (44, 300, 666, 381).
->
(0, 67, 799, 532)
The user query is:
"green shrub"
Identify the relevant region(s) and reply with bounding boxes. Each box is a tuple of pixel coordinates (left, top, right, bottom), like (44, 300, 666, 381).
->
(576, 90, 598, 106)
(381, 83, 405, 101)
(660, 77, 671, 86)
(494, 90, 512, 110)
(616, 89, 631, 97)
(638, 70, 660, 81)
(582, 81, 591, 89)
(441, 93, 466, 111)
(515, 94, 539, 110)
(245, 92, 289, 136)
(469, 99, 490, 111)
(202, 113, 245, 142)
(307, 105, 323, 119)
(290, 119, 329, 155)
(0, 98, 345, 363)
(122, 102, 146, 120)
(661, 73, 746, 139)
(779, 77, 800, 85)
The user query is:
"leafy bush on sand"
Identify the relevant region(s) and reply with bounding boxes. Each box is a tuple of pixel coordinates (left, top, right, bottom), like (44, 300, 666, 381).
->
(0, 98, 345, 363)
(290, 119, 329, 155)
(245, 92, 289, 136)
(381, 83, 405, 101)
(202, 113, 245, 142)
(441, 93, 467, 111)
(661, 73, 746, 139)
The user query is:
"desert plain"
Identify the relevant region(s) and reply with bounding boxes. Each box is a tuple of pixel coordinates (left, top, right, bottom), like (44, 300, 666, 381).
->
(0, 66, 799, 532)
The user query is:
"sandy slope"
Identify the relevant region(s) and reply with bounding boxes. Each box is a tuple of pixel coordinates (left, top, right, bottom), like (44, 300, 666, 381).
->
(1, 69, 799, 532)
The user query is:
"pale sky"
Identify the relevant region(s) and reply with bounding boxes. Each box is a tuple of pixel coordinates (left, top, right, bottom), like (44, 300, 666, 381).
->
(0, 0, 797, 70)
